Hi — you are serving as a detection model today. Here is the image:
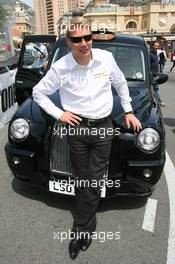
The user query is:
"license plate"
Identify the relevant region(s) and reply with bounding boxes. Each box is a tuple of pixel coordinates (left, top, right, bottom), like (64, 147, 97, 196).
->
(49, 180, 106, 197)
(49, 180, 75, 195)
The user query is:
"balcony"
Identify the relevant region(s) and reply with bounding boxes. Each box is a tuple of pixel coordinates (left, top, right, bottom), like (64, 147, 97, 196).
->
(86, 6, 116, 14)
(85, 5, 143, 15)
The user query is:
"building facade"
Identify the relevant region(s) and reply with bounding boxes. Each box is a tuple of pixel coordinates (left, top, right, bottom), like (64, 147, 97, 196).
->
(12, 0, 34, 41)
(84, 0, 175, 52)
(34, 0, 86, 35)
(85, 0, 175, 35)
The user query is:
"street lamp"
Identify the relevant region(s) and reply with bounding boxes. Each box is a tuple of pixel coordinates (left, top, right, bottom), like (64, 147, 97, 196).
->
(150, 28, 157, 45)
(146, 28, 157, 47)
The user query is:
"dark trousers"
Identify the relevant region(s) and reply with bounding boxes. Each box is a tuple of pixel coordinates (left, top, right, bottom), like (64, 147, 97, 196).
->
(159, 62, 165, 73)
(170, 62, 175, 72)
(67, 119, 114, 233)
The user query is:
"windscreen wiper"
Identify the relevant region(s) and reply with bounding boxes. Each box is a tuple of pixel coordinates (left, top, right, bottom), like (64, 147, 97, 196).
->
(126, 77, 144, 82)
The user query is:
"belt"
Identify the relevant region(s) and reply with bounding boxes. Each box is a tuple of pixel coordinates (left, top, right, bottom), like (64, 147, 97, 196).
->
(80, 115, 111, 127)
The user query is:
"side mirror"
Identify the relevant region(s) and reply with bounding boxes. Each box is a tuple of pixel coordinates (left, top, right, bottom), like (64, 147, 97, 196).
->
(153, 73, 168, 85)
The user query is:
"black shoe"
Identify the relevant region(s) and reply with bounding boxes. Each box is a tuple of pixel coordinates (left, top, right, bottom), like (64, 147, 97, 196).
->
(69, 237, 82, 260)
(81, 234, 92, 251)
(81, 237, 92, 251)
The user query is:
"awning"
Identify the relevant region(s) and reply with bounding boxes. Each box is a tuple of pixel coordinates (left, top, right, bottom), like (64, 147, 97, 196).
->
(142, 37, 157, 41)
(142, 36, 175, 41)
(164, 36, 175, 41)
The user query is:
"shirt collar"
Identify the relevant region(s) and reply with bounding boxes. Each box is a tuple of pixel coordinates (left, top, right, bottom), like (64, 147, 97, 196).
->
(91, 49, 102, 63)
(68, 49, 101, 70)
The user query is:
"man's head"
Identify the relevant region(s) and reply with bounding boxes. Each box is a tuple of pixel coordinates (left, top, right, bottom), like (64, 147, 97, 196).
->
(153, 41, 160, 50)
(36, 42, 41, 47)
(66, 18, 92, 62)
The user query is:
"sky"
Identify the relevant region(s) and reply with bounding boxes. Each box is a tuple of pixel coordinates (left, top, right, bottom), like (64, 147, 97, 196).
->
(21, 0, 34, 8)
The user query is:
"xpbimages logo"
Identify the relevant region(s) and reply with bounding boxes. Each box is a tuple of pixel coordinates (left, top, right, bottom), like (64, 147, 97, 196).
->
(53, 177, 121, 189)
(53, 229, 121, 243)
(53, 126, 120, 139)
(57, 21, 119, 34)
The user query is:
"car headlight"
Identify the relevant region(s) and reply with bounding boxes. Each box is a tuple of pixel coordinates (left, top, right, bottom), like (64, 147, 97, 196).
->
(10, 118, 29, 140)
(137, 128, 160, 153)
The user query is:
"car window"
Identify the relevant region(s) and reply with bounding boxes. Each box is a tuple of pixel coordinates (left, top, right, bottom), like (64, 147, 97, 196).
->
(51, 42, 146, 83)
(51, 46, 70, 65)
(22, 41, 54, 70)
(93, 43, 146, 82)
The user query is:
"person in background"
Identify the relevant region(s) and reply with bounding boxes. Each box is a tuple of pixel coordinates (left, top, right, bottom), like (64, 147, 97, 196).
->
(158, 47, 167, 73)
(149, 41, 166, 107)
(32, 42, 48, 68)
(170, 51, 175, 72)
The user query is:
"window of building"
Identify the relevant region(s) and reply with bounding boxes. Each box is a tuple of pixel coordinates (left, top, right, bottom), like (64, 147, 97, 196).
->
(126, 21, 137, 29)
(170, 24, 175, 34)
(159, 12, 167, 17)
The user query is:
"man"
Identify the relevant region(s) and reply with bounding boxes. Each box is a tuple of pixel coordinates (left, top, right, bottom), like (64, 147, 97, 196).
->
(158, 47, 167, 73)
(33, 18, 142, 260)
(170, 50, 175, 72)
(32, 42, 48, 68)
(149, 41, 166, 107)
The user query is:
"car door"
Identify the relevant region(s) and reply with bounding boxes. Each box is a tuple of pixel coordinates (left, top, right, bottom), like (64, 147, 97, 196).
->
(0, 65, 18, 128)
(15, 35, 56, 105)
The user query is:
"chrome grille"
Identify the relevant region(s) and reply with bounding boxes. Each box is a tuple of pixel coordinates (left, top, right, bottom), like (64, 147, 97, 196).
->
(50, 122, 72, 176)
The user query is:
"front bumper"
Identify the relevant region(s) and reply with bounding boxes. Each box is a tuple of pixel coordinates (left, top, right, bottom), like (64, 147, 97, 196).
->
(5, 143, 165, 197)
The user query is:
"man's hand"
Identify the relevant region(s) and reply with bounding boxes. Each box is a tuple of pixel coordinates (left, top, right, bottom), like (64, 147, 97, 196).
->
(125, 113, 142, 132)
(60, 111, 82, 126)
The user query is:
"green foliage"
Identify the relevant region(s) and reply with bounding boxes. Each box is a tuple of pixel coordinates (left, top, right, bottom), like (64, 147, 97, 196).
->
(13, 39, 18, 48)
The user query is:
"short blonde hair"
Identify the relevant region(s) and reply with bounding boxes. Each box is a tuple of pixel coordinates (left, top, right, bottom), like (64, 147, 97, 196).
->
(66, 18, 92, 37)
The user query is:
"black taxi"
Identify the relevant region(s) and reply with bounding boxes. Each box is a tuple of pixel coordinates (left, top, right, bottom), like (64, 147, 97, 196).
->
(4, 31, 168, 197)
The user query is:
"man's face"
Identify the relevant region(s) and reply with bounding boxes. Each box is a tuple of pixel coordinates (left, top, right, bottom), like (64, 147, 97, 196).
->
(153, 42, 160, 50)
(66, 27, 92, 60)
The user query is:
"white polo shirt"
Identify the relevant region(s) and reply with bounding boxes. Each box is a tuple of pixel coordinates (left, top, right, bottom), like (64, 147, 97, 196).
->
(32, 48, 132, 120)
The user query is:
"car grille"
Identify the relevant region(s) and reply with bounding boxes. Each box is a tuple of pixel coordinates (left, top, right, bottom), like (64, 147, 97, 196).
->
(50, 122, 72, 176)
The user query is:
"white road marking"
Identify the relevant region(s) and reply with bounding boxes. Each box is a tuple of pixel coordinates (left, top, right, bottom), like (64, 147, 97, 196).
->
(142, 198, 158, 232)
(164, 151, 175, 264)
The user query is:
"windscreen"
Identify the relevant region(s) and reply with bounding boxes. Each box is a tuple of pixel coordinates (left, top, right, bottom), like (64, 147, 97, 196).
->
(93, 43, 146, 82)
(52, 43, 146, 82)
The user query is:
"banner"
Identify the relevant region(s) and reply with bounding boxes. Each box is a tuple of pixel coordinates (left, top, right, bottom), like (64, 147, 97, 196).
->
(0, 66, 18, 129)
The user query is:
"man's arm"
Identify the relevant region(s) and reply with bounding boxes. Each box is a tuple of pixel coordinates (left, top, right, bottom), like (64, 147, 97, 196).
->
(163, 50, 167, 60)
(32, 64, 82, 125)
(32, 65, 64, 120)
